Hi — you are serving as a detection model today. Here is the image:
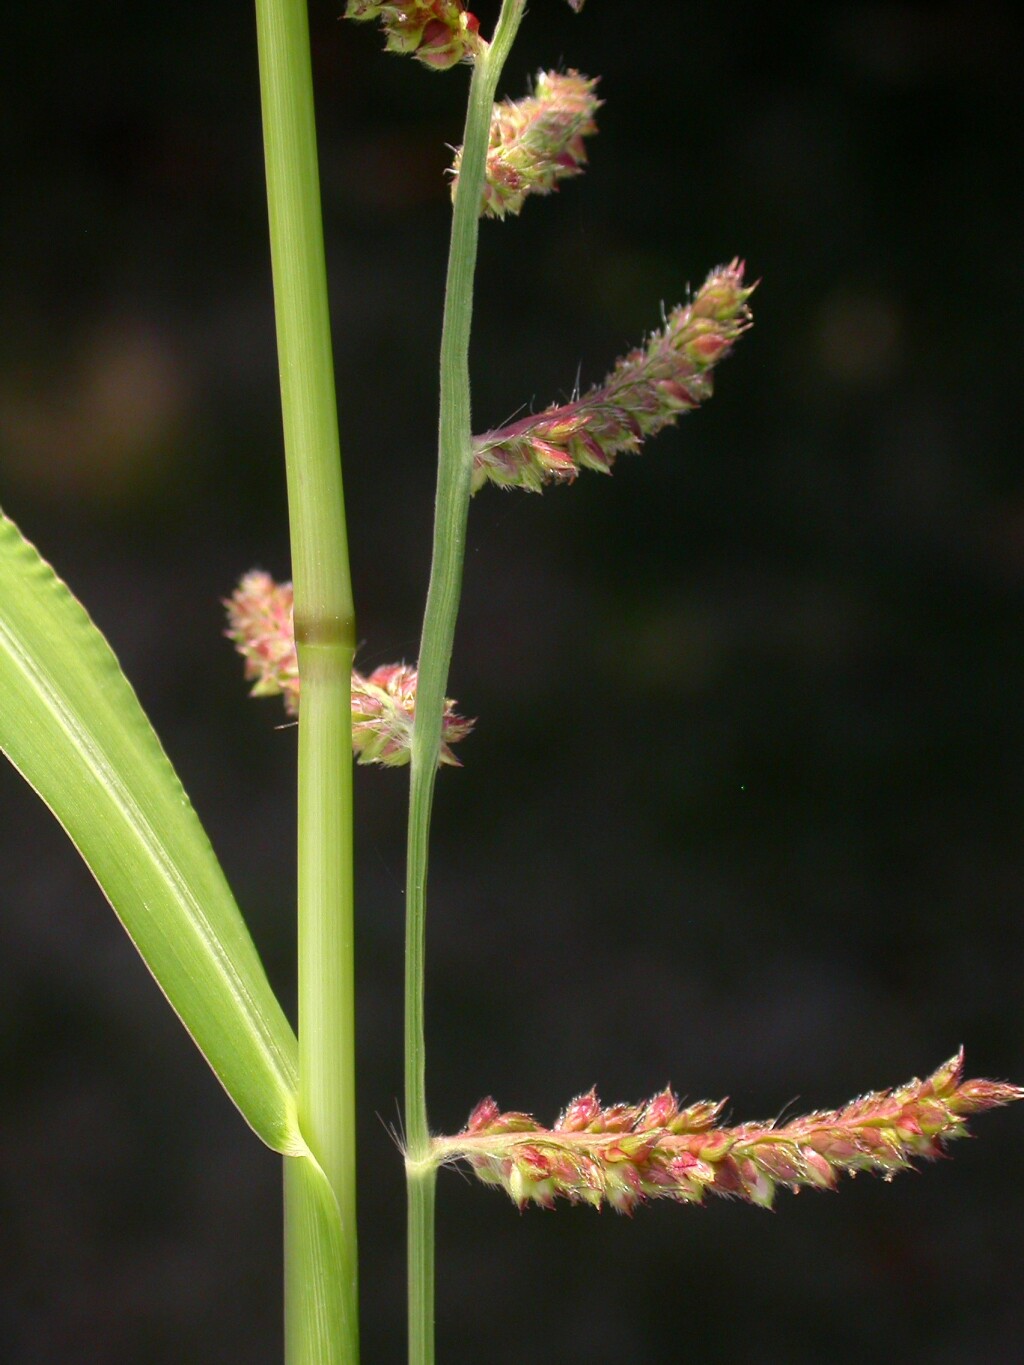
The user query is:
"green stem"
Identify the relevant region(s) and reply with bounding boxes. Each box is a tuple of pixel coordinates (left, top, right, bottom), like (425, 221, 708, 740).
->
(404, 6, 526, 1363)
(255, 2, 358, 1361)
(406, 1162, 437, 1365)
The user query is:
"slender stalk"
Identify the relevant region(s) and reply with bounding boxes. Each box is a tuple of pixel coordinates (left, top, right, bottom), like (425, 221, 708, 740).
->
(405, 1160, 437, 1365)
(404, 6, 526, 1363)
(254, 2, 358, 1361)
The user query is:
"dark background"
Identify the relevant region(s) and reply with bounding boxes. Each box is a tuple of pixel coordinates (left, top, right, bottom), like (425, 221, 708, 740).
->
(2, 2, 1022, 1360)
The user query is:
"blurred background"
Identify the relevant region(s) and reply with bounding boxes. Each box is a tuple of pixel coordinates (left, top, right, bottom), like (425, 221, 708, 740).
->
(2, 2, 1022, 1360)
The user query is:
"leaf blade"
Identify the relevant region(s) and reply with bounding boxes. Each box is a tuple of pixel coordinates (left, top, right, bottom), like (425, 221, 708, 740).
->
(0, 511, 299, 1151)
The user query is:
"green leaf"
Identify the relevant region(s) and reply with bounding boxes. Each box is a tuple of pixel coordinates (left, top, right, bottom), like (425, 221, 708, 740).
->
(0, 510, 300, 1152)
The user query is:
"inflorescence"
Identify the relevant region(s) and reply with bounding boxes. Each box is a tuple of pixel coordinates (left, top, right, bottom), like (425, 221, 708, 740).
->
(225, 572, 473, 766)
(433, 1052, 1022, 1214)
(472, 261, 754, 492)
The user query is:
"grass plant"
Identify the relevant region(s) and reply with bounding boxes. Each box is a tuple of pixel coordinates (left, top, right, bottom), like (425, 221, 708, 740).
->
(1, 3, 1020, 1362)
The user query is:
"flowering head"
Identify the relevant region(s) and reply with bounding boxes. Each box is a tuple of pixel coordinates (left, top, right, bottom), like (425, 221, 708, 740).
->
(225, 573, 473, 766)
(344, 1, 482, 71)
(351, 661, 474, 767)
(224, 571, 301, 715)
(433, 1053, 1022, 1214)
(472, 260, 755, 492)
(451, 70, 602, 218)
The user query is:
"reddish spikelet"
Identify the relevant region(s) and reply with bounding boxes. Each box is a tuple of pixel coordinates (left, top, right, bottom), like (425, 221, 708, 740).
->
(472, 260, 755, 492)
(451, 71, 602, 219)
(224, 572, 473, 766)
(433, 1052, 1022, 1214)
(350, 661, 474, 767)
(344, 1, 482, 71)
(224, 571, 301, 714)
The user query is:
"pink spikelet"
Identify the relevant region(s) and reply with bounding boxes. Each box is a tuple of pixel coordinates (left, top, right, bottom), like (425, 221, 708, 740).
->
(344, 1, 482, 71)
(450, 71, 602, 219)
(350, 661, 474, 767)
(434, 1052, 1023, 1214)
(224, 571, 300, 714)
(224, 572, 473, 766)
(472, 260, 754, 493)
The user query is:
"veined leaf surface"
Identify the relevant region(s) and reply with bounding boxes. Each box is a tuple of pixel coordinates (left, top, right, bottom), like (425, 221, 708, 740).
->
(0, 511, 300, 1152)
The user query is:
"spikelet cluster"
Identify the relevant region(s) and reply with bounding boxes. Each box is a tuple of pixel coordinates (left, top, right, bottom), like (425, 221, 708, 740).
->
(451, 71, 601, 219)
(350, 661, 474, 766)
(472, 260, 754, 492)
(225, 571, 300, 711)
(224, 572, 472, 766)
(433, 1051, 1022, 1214)
(344, 0, 481, 71)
